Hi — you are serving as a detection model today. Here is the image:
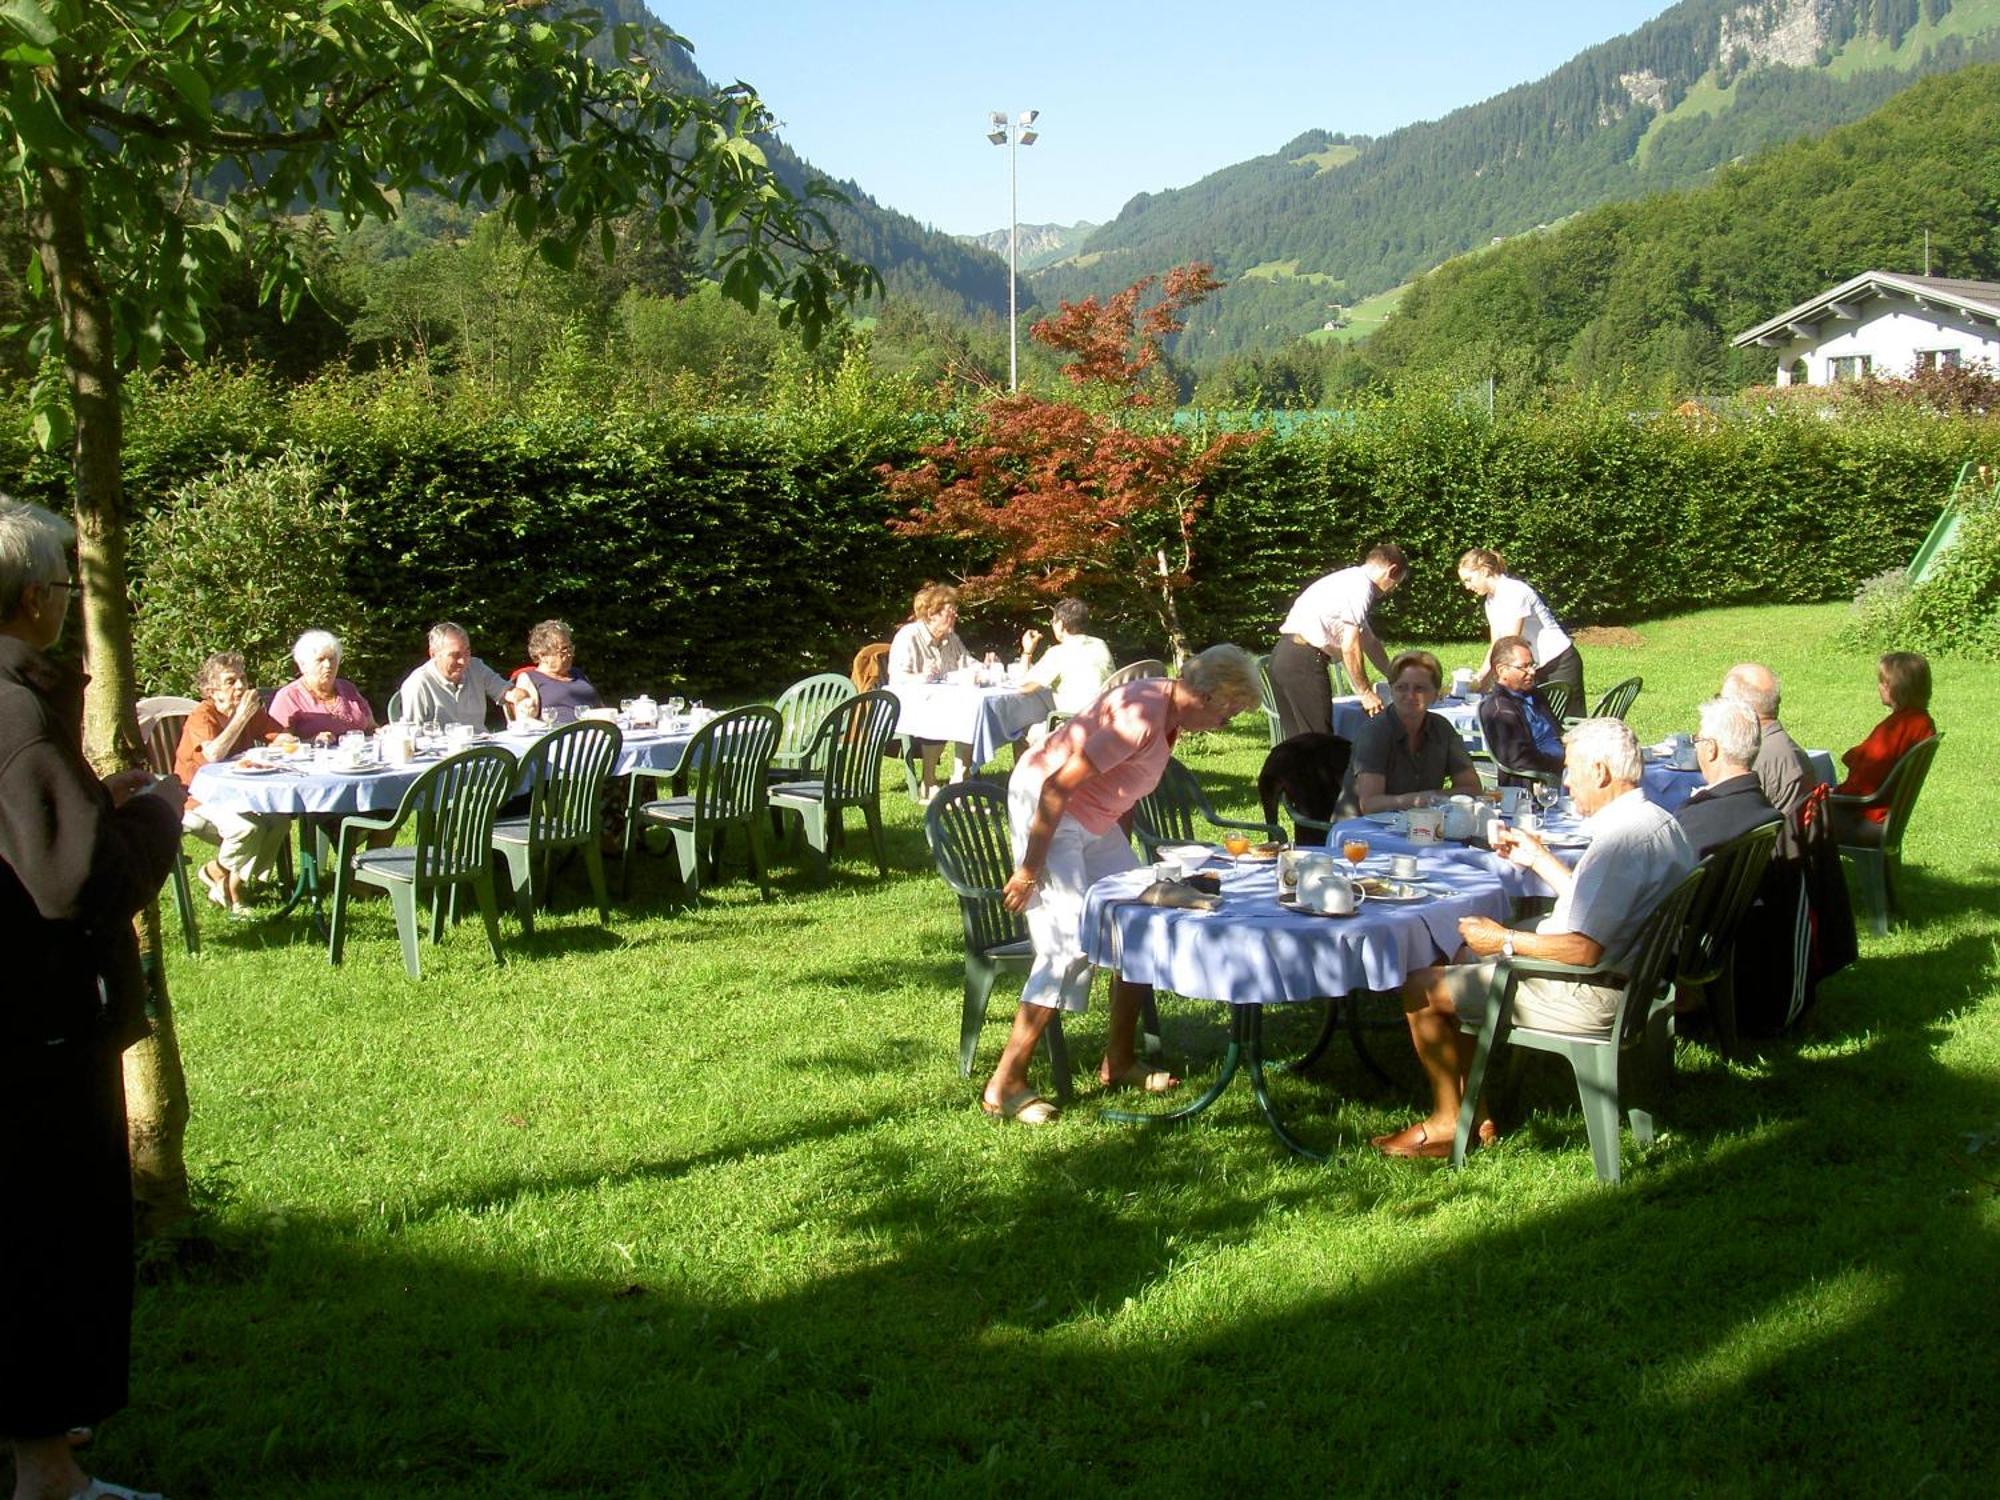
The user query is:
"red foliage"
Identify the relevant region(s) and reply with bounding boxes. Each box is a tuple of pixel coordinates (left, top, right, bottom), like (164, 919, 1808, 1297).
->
(1029, 262, 1226, 403)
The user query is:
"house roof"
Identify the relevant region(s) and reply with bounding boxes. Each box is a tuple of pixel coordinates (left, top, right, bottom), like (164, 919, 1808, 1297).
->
(1731, 271, 2000, 348)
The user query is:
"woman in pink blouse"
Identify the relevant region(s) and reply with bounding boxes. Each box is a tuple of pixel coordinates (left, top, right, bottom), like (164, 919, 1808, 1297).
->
(268, 629, 376, 742)
(1834, 651, 1936, 826)
(981, 644, 1262, 1125)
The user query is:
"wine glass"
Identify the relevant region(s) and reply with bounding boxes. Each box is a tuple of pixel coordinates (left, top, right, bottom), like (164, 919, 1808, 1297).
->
(1341, 833, 1370, 873)
(1534, 781, 1561, 822)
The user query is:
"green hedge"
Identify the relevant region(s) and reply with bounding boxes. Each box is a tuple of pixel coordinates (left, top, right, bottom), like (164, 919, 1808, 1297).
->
(5, 373, 1994, 703)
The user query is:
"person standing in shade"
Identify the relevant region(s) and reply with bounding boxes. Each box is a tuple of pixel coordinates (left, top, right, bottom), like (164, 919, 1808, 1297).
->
(0, 497, 184, 1500)
(1270, 543, 1407, 742)
(1458, 548, 1584, 712)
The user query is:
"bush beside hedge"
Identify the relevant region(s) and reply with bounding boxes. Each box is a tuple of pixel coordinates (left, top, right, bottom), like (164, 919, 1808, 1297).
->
(5, 373, 1994, 704)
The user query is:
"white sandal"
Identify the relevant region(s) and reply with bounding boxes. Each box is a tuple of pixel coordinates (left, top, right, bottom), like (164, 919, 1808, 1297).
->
(72, 1480, 166, 1500)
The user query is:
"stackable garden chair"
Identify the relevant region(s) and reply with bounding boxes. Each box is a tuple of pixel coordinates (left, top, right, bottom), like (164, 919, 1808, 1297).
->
(1591, 676, 1643, 721)
(1132, 759, 1284, 862)
(1672, 820, 1781, 1056)
(490, 718, 622, 934)
(768, 673, 855, 778)
(326, 745, 517, 979)
(1829, 734, 1942, 935)
(770, 689, 901, 881)
(136, 695, 201, 955)
(633, 705, 783, 903)
(1451, 863, 1707, 1183)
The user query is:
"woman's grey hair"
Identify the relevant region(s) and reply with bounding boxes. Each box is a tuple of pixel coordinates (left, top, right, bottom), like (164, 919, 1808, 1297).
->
(1563, 717, 1642, 785)
(527, 619, 574, 662)
(1696, 697, 1760, 768)
(1180, 644, 1260, 705)
(293, 629, 342, 674)
(0, 496, 74, 621)
(197, 650, 249, 698)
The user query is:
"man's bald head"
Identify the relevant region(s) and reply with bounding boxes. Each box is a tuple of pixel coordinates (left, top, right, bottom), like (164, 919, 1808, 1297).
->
(1722, 662, 1780, 720)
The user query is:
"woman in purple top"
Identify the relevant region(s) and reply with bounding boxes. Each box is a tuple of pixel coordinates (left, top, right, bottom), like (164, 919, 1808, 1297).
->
(512, 619, 601, 723)
(269, 629, 375, 742)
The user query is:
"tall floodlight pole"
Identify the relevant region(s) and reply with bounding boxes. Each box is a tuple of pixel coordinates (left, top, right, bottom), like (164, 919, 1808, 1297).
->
(987, 109, 1038, 390)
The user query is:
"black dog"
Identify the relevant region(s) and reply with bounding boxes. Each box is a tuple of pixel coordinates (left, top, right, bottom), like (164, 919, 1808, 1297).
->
(1257, 733, 1352, 847)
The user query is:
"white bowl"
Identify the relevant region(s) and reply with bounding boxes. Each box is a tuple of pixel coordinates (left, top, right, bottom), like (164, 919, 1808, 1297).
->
(1156, 843, 1213, 876)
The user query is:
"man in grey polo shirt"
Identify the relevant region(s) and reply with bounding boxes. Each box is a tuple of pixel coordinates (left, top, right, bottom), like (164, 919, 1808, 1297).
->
(1374, 718, 1695, 1158)
(396, 621, 521, 729)
(1721, 661, 1821, 858)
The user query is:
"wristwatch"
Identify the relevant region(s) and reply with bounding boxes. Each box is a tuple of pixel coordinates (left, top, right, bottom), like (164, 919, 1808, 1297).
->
(1502, 936, 1516, 958)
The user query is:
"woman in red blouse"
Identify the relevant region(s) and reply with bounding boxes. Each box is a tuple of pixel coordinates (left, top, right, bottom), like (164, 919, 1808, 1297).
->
(1834, 652, 1935, 825)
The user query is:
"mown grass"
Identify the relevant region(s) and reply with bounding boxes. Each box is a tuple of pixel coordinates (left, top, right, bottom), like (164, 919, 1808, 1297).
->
(104, 604, 1996, 1497)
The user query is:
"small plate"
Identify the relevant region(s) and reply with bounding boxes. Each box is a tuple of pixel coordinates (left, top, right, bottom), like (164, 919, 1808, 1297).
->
(1357, 879, 1427, 903)
(1363, 811, 1404, 827)
(323, 764, 389, 776)
(230, 761, 282, 776)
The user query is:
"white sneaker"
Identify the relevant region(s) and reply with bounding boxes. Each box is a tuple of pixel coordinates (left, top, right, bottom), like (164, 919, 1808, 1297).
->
(72, 1479, 167, 1500)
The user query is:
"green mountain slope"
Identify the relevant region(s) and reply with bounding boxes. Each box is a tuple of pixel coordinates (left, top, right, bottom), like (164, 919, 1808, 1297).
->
(1365, 62, 2000, 392)
(1034, 0, 2000, 366)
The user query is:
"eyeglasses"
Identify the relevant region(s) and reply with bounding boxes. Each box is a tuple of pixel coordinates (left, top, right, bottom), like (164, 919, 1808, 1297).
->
(44, 579, 79, 594)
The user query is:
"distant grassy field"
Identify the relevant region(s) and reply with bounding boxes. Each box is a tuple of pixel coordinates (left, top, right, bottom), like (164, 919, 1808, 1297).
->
(1306, 281, 1409, 344)
(109, 603, 1996, 1497)
(1237, 258, 1342, 286)
(1290, 143, 1360, 173)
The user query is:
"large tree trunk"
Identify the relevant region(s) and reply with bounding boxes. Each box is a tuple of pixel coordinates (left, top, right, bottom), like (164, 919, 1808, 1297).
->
(30, 158, 194, 1239)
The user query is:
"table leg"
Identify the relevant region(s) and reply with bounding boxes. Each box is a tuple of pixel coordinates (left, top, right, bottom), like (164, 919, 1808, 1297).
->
(1287, 995, 1400, 1090)
(267, 817, 330, 939)
(1104, 1005, 1330, 1162)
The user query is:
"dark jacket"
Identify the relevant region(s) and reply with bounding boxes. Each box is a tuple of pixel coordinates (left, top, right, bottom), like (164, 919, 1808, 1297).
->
(1478, 688, 1564, 777)
(1672, 771, 1782, 858)
(0, 637, 181, 1047)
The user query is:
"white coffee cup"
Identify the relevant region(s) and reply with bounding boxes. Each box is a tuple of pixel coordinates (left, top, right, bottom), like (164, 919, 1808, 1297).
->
(1296, 853, 1357, 914)
(1390, 853, 1419, 880)
(1517, 812, 1543, 834)
(1276, 846, 1302, 893)
(1406, 808, 1444, 844)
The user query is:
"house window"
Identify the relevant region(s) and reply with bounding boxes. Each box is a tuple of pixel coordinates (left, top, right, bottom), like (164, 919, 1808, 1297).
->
(1828, 355, 1872, 383)
(1915, 349, 1962, 372)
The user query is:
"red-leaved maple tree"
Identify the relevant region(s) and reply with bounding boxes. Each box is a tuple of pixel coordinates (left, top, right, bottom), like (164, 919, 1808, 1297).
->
(881, 264, 1253, 659)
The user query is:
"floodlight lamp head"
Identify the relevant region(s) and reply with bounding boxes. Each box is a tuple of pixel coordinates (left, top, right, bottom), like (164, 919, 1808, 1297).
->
(987, 128, 1007, 145)
(989, 111, 1006, 128)
(1019, 128, 1038, 146)
(1019, 110, 1039, 126)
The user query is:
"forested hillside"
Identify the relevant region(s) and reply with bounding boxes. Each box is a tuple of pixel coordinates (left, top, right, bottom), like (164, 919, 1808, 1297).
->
(1035, 0, 2000, 366)
(1365, 63, 2000, 393)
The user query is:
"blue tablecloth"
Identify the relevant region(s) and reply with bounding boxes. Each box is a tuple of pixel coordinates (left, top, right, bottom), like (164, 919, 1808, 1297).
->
(892, 682, 1055, 767)
(191, 728, 692, 816)
(1081, 845, 1513, 1006)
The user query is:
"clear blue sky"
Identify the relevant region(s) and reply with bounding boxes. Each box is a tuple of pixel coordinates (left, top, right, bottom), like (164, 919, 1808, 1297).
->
(656, 2, 1675, 236)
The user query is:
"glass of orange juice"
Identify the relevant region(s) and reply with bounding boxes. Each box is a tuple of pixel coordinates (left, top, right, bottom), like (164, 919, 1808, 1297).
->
(1222, 832, 1252, 858)
(1341, 834, 1370, 871)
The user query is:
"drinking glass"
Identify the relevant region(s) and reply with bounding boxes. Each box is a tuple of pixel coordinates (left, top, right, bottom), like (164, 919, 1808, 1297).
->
(1342, 834, 1370, 872)
(1534, 782, 1561, 819)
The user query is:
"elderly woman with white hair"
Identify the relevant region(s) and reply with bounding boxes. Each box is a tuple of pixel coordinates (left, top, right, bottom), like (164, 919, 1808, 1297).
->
(979, 644, 1263, 1125)
(269, 628, 376, 742)
(1374, 717, 1695, 1159)
(0, 496, 184, 1500)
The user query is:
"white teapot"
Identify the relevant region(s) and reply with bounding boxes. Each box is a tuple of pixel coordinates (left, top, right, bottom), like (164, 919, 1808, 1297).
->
(1442, 795, 1481, 841)
(627, 693, 659, 728)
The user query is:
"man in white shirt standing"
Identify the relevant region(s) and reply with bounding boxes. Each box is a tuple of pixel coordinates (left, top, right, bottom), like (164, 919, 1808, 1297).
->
(396, 621, 523, 729)
(1270, 543, 1407, 741)
(1017, 598, 1114, 716)
(1374, 717, 1696, 1158)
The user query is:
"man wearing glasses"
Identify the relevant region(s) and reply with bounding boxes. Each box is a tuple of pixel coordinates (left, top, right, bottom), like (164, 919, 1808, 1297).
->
(1476, 634, 1566, 783)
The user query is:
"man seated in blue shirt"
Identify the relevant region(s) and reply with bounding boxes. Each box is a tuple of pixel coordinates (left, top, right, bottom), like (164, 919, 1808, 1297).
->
(1477, 634, 1565, 781)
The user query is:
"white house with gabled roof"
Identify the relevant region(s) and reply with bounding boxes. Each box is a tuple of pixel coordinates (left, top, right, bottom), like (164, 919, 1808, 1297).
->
(1732, 270, 2000, 386)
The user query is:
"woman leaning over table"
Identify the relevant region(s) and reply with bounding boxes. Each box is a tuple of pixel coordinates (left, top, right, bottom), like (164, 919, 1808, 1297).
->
(511, 619, 602, 723)
(888, 582, 975, 801)
(981, 645, 1262, 1126)
(1458, 547, 1584, 711)
(1, 496, 185, 1500)
(269, 628, 375, 743)
(172, 650, 290, 915)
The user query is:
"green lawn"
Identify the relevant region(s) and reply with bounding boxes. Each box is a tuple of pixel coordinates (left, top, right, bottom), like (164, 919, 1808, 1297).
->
(112, 604, 1996, 1497)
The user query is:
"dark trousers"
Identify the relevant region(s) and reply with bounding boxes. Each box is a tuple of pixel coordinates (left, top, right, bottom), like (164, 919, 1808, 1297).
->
(1534, 644, 1585, 718)
(0, 1034, 134, 1438)
(1269, 636, 1338, 743)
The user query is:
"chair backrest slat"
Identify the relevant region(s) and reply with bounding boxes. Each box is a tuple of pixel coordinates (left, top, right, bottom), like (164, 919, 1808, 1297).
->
(925, 781, 1026, 955)
(1538, 681, 1574, 721)
(1133, 759, 1203, 857)
(1678, 821, 1780, 986)
(688, 706, 782, 821)
(1103, 659, 1168, 689)
(137, 695, 200, 777)
(1591, 676, 1643, 720)
(521, 720, 622, 843)
(1610, 864, 1709, 1048)
(1878, 734, 1942, 854)
(813, 689, 901, 800)
(400, 746, 517, 884)
(774, 674, 855, 762)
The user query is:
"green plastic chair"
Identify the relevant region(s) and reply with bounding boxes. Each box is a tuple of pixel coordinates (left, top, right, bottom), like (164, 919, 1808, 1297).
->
(922, 781, 1074, 1101)
(1829, 734, 1942, 936)
(1132, 759, 1284, 862)
(326, 746, 517, 979)
(385, 689, 405, 724)
(1673, 821, 1780, 1056)
(635, 705, 783, 903)
(769, 673, 855, 777)
(1536, 680, 1574, 722)
(136, 696, 201, 956)
(490, 719, 622, 934)
(770, 689, 902, 880)
(1103, 658, 1168, 688)
(1591, 676, 1643, 720)
(1328, 656, 1353, 697)
(1253, 654, 1285, 748)
(1451, 862, 1707, 1183)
